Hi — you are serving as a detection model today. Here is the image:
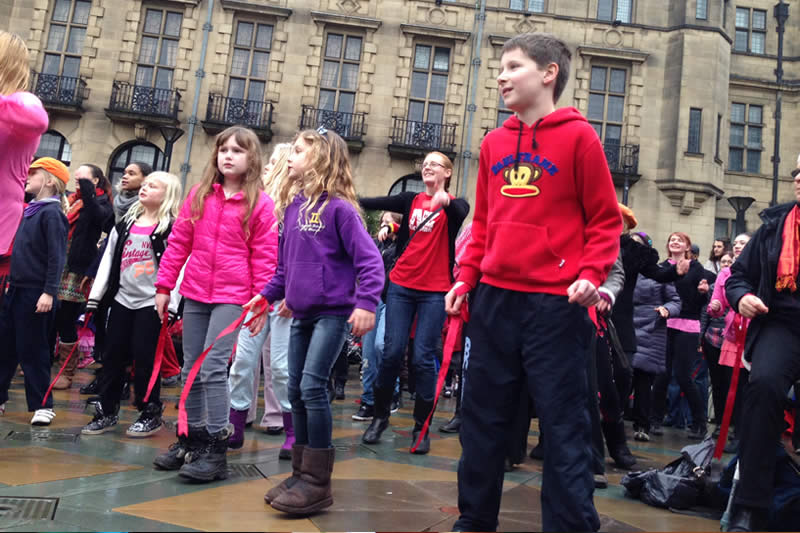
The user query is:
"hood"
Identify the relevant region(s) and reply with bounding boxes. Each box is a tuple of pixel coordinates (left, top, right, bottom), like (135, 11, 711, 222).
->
(758, 201, 796, 226)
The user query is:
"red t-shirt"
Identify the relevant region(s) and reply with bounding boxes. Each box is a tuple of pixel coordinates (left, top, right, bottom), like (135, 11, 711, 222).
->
(390, 193, 451, 292)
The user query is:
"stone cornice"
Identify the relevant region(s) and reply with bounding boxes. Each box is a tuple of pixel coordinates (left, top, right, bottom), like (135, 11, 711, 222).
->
(311, 11, 382, 31)
(656, 179, 725, 215)
(577, 45, 649, 64)
(219, 0, 292, 19)
(400, 24, 471, 42)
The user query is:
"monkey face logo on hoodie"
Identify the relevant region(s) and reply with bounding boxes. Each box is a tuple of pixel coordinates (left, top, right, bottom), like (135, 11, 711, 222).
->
(501, 163, 542, 198)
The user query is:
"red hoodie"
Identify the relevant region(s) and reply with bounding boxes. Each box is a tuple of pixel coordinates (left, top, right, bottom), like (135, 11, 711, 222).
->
(457, 108, 621, 295)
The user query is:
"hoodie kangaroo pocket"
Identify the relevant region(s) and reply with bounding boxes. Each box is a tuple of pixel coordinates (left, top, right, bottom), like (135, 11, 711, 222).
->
(483, 221, 565, 281)
(286, 262, 324, 312)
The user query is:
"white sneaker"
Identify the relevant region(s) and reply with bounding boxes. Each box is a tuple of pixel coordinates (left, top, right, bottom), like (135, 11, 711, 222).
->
(31, 409, 56, 426)
(0, 402, 5, 415)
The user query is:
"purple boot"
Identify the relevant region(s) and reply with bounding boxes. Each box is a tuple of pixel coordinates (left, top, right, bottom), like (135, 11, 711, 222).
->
(228, 408, 248, 449)
(279, 412, 295, 460)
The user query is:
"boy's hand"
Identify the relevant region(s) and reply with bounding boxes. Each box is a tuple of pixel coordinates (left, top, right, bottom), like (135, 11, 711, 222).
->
(738, 294, 769, 318)
(567, 279, 600, 307)
(35, 293, 53, 313)
(445, 281, 468, 315)
(155, 293, 170, 321)
(348, 308, 375, 337)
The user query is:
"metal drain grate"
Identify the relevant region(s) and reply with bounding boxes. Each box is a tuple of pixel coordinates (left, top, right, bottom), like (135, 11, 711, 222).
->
(227, 464, 265, 479)
(5, 430, 79, 443)
(0, 497, 58, 521)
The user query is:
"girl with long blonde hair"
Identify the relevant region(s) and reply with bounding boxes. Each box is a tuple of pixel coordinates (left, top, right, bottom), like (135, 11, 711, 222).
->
(0, 31, 49, 257)
(153, 126, 278, 483)
(247, 129, 384, 515)
(82, 172, 184, 438)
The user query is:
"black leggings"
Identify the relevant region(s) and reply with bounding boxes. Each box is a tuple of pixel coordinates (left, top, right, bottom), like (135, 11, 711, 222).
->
(703, 338, 727, 425)
(54, 300, 83, 343)
(652, 329, 706, 430)
(595, 331, 632, 423)
(632, 368, 656, 432)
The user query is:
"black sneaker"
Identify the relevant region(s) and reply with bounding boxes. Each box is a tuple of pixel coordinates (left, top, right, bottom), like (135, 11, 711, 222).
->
(335, 382, 345, 400)
(650, 423, 664, 436)
(352, 403, 374, 421)
(81, 407, 119, 435)
(390, 399, 399, 413)
(127, 409, 164, 438)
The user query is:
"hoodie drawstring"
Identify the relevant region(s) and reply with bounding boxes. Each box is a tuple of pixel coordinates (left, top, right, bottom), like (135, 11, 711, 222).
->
(531, 118, 543, 150)
(513, 118, 544, 176)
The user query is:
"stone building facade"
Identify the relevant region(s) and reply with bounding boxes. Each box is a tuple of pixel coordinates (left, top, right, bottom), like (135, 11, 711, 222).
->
(4, 0, 799, 256)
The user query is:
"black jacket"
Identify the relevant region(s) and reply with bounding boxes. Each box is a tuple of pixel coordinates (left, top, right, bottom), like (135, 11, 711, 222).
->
(359, 192, 470, 283)
(661, 258, 711, 322)
(66, 179, 114, 277)
(726, 201, 797, 358)
(9, 201, 68, 296)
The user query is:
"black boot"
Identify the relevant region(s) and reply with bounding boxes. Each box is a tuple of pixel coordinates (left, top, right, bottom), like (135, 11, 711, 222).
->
(728, 504, 767, 532)
(362, 386, 392, 444)
(80, 375, 100, 395)
(179, 424, 232, 482)
(439, 413, 461, 433)
(153, 426, 207, 471)
(411, 397, 433, 455)
(602, 420, 636, 470)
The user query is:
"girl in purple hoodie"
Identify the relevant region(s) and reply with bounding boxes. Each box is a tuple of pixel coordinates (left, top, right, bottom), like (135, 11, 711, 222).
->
(246, 128, 383, 516)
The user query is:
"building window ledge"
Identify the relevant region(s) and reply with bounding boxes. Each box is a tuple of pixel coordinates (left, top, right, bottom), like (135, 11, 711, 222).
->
(311, 11, 382, 31)
(400, 24, 470, 41)
(655, 179, 724, 215)
(577, 45, 649, 63)
(684, 151, 704, 158)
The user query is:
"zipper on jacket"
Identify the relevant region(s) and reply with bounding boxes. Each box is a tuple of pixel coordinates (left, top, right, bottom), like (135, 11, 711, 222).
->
(209, 193, 224, 301)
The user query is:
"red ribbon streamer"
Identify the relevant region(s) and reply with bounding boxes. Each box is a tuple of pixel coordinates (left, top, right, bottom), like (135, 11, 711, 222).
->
(713, 321, 747, 460)
(143, 313, 171, 403)
(42, 312, 93, 406)
(177, 300, 268, 436)
(410, 304, 469, 453)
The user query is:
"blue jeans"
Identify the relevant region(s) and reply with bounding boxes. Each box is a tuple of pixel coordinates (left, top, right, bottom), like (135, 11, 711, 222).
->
(378, 282, 447, 404)
(288, 315, 349, 448)
(360, 302, 400, 405)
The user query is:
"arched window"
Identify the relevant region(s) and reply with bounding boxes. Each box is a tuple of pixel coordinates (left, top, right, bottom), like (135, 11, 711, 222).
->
(388, 173, 424, 196)
(108, 141, 164, 188)
(35, 130, 72, 165)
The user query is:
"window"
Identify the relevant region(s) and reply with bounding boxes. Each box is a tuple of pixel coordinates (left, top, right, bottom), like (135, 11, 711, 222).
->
(42, 0, 90, 79)
(509, 0, 545, 12)
(318, 32, 362, 116)
(597, 0, 632, 23)
(715, 113, 722, 160)
(388, 174, 425, 196)
(734, 7, 766, 54)
(35, 130, 72, 165)
(497, 93, 513, 128)
(696, 0, 708, 19)
(587, 66, 627, 146)
(136, 8, 182, 91)
(408, 44, 450, 125)
(228, 20, 272, 105)
(728, 103, 762, 173)
(715, 217, 734, 241)
(108, 141, 164, 187)
(688, 108, 702, 153)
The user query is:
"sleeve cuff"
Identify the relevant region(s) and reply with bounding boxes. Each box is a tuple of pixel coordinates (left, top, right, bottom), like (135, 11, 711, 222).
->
(354, 298, 378, 314)
(457, 266, 480, 290)
(156, 287, 171, 295)
(598, 287, 615, 306)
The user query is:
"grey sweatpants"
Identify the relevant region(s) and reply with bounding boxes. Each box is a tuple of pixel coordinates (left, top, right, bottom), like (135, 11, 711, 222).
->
(182, 299, 243, 433)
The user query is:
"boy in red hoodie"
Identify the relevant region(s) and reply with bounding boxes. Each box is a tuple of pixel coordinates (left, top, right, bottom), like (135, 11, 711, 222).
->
(445, 33, 621, 532)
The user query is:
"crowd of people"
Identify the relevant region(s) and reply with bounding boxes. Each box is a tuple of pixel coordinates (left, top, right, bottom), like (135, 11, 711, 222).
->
(1, 27, 798, 532)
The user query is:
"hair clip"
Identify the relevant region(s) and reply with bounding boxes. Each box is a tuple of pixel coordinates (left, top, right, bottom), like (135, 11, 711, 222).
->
(316, 126, 328, 136)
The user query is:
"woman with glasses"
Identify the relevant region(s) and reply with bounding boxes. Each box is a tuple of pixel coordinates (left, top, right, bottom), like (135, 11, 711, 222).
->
(359, 151, 469, 454)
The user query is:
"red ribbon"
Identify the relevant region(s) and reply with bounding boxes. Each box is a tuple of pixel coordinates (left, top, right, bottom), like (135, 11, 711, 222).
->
(410, 304, 469, 453)
(177, 300, 268, 436)
(42, 312, 93, 406)
(713, 321, 747, 460)
(143, 314, 171, 403)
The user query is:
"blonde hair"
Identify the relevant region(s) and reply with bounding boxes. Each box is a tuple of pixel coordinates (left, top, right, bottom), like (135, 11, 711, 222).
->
(0, 31, 30, 96)
(191, 126, 263, 236)
(36, 171, 69, 214)
(123, 172, 183, 234)
(263, 142, 292, 201)
(276, 129, 361, 225)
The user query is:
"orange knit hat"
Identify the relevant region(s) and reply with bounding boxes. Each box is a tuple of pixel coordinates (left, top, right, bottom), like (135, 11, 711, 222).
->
(618, 203, 638, 230)
(30, 157, 70, 185)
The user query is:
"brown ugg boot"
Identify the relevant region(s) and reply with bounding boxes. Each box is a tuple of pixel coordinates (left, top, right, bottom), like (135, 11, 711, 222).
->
(264, 444, 305, 504)
(270, 447, 334, 515)
(53, 342, 78, 390)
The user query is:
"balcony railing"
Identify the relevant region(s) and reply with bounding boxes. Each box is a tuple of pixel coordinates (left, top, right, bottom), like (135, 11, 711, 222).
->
(205, 94, 273, 130)
(388, 118, 457, 159)
(31, 72, 87, 110)
(604, 143, 640, 176)
(300, 106, 366, 141)
(107, 81, 181, 121)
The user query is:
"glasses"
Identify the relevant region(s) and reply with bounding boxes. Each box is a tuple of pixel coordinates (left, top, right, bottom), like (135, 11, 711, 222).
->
(791, 168, 800, 179)
(422, 161, 445, 170)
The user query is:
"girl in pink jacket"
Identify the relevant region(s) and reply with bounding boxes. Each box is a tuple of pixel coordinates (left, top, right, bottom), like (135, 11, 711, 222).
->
(152, 126, 278, 483)
(0, 31, 49, 256)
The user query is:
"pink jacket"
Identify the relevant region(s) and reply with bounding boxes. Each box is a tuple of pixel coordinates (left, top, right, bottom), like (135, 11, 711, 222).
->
(707, 266, 750, 343)
(156, 183, 278, 305)
(0, 92, 49, 255)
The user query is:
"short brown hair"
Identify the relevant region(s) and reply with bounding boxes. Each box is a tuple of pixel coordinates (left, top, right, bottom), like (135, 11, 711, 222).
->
(666, 232, 692, 259)
(502, 33, 571, 103)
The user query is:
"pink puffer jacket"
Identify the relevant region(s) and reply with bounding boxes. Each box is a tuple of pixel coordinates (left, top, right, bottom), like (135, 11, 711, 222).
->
(156, 183, 278, 305)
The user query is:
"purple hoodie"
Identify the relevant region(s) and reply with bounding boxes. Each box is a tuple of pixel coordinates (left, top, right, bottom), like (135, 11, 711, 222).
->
(261, 193, 384, 320)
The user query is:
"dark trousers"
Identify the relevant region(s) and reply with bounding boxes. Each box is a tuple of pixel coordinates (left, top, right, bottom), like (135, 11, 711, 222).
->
(595, 330, 632, 423)
(652, 329, 706, 430)
(455, 284, 599, 532)
(99, 301, 161, 414)
(0, 286, 56, 411)
(723, 364, 749, 432)
(632, 368, 656, 432)
(332, 349, 348, 386)
(735, 319, 800, 508)
(703, 339, 727, 425)
(54, 300, 83, 343)
(587, 335, 606, 475)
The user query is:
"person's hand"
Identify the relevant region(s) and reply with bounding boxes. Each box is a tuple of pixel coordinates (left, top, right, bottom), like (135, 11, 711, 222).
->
(709, 299, 722, 313)
(430, 190, 451, 210)
(596, 298, 611, 316)
(738, 294, 769, 318)
(677, 259, 690, 276)
(79, 276, 91, 293)
(35, 293, 53, 313)
(277, 300, 292, 318)
(155, 293, 170, 321)
(445, 281, 468, 315)
(244, 294, 269, 336)
(698, 279, 710, 294)
(348, 308, 375, 337)
(655, 306, 669, 318)
(377, 225, 391, 242)
(567, 279, 599, 307)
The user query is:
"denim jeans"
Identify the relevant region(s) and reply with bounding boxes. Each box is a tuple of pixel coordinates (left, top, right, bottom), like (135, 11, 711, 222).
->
(378, 282, 447, 403)
(360, 301, 399, 405)
(288, 315, 349, 448)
